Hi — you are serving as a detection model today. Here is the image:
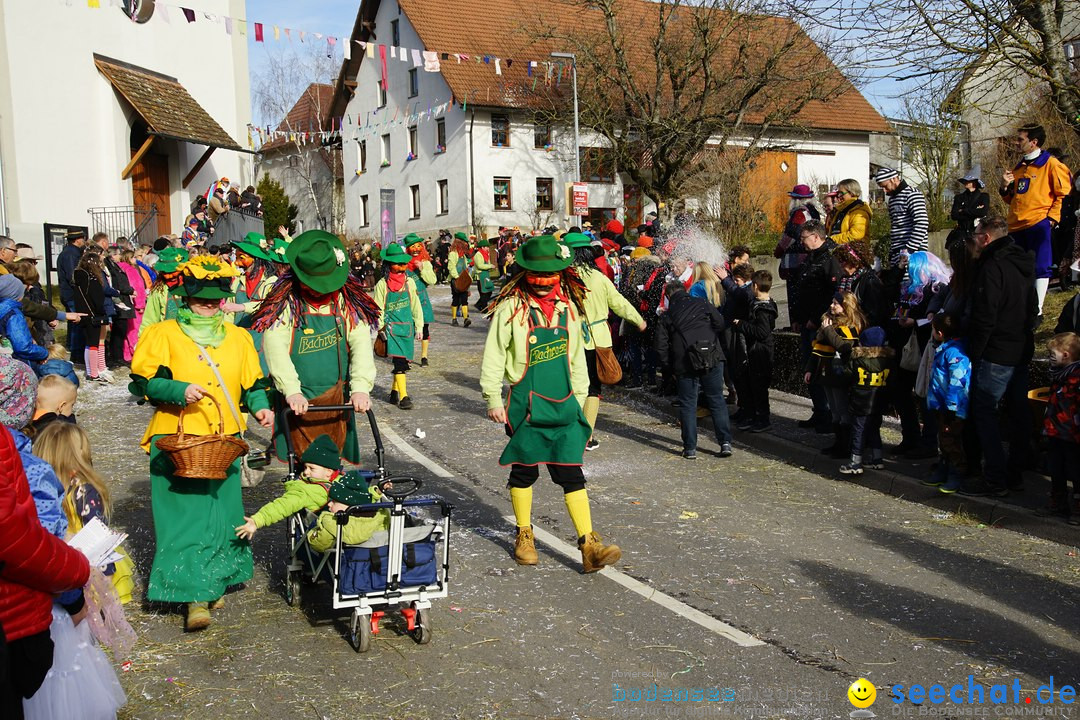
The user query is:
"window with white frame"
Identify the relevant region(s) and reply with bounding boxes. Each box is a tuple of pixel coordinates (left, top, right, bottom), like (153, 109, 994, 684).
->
(438, 179, 448, 215)
(491, 114, 509, 147)
(493, 177, 511, 210)
(436, 118, 446, 152)
(410, 185, 421, 219)
(536, 178, 553, 211)
(408, 68, 419, 98)
(356, 140, 367, 173)
(360, 194, 369, 227)
(377, 83, 387, 108)
(408, 126, 418, 158)
(381, 134, 391, 166)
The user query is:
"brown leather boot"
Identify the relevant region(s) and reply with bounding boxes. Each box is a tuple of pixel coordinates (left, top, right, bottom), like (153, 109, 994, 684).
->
(514, 526, 538, 565)
(578, 532, 621, 573)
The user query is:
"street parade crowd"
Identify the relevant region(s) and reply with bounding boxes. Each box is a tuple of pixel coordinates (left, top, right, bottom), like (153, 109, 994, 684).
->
(1, 124, 1080, 717)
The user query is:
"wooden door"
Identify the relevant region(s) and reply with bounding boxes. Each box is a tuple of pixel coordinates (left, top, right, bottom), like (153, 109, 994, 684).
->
(743, 150, 797, 232)
(623, 185, 643, 228)
(131, 151, 172, 237)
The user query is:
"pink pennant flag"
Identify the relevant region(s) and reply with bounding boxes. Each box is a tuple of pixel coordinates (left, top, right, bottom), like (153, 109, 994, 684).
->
(411, 49, 422, 67)
(284, 27, 291, 41)
(254, 22, 263, 41)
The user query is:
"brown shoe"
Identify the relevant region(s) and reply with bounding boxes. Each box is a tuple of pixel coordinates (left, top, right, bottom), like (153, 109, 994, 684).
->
(209, 597, 225, 611)
(185, 602, 211, 631)
(514, 526, 538, 565)
(578, 531, 621, 573)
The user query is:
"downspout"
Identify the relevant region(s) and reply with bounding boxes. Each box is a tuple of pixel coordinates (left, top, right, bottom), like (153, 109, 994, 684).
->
(0, 117, 7, 235)
(468, 110, 475, 236)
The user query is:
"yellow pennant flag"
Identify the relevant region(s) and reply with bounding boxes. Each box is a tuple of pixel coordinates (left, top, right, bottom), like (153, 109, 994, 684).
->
(273, 25, 280, 40)
(88, 0, 100, 7)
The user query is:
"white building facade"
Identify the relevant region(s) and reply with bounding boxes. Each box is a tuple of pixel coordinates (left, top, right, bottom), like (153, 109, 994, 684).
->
(334, 0, 888, 240)
(0, 0, 252, 264)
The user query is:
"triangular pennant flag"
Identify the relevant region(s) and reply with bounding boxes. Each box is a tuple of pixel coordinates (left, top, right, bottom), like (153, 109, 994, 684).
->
(274, 25, 280, 40)
(299, 30, 305, 42)
(255, 22, 263, 42)
(88, 0, 100, 8)
(506, 59, 513, 68)
(183, 7, 196, 22)
(284, 27, 291, 40)
(527, 61, 534, 76)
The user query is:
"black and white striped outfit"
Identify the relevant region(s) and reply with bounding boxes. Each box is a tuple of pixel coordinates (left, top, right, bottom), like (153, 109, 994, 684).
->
(886, 181, 929, 264)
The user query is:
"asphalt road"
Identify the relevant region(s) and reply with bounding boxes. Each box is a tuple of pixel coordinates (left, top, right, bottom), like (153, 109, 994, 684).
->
(84, 284, 1079, 720)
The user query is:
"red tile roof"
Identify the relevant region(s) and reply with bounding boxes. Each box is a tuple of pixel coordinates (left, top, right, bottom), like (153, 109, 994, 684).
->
(334, 0, 889, 135)
(94, 55, 243, 151)
(260, 83, 336, 152)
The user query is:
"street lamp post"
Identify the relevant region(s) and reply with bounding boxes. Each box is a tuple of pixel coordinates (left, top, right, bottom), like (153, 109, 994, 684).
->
(551, 51, 580, 226)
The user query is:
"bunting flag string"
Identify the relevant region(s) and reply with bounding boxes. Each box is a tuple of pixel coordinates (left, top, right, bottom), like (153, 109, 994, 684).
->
(247, 99, 455, 148)
(79, 0, 575, 92)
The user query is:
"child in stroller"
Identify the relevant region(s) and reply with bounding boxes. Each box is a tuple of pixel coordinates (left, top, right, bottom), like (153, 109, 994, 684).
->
(235, 433, 389, 545)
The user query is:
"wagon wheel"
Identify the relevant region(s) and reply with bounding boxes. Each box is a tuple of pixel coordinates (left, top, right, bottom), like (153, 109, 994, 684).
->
(410, 604, 431, 645)
(285, 571, 301, 607)
(350, 610, 372, 653)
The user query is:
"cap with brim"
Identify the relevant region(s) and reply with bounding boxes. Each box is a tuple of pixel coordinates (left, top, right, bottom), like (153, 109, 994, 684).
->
(516, 235, 572, 272)
(476, 238, 491, 247)
(173, 255, 241, 300)
(286, 230, 349, 294)
(788, 184, 815, 198)
(561, 232, 592, 249)
(16, 248, 43, 261)
(381, 243, 412, 264)
(66, 229, 87, 241)
(403, 233, 424, 248)
(153, 247, 189, 273)
(232, 232, 276, 263)
(454, 231, 469, 242)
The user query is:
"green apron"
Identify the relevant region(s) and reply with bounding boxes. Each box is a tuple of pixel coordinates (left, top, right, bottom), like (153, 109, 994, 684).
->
(476, 252, 495, 294)
(499, 308, 591, 466)
(273, 307, 359, 462)
(405, 267, 434, 324)
(384, 285, 415, 360)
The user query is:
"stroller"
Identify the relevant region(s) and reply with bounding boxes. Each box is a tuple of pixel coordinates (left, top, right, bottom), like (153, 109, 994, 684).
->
(278, 405, 452, 652)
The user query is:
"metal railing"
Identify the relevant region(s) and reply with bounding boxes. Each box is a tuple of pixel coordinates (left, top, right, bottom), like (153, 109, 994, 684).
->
(87, 205, 159, 245)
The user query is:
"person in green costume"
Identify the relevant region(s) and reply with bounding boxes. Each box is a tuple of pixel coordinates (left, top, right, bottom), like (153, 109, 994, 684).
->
(479, 235, 622, 573)
(129, 254, 274, 631)
(138, 247, 188, 336)
(221, 232, 288, 368)
(472, 237, 496, 311)
(251, 230, 381, 464)
(447, 232, 472, 327)
(372, 243, 424, 409)
(562, 233, 647, 450)
(403, 233, 437, 366)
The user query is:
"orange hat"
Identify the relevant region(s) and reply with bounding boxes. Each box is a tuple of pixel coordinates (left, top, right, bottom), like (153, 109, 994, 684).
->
(637, 236, 654, 248)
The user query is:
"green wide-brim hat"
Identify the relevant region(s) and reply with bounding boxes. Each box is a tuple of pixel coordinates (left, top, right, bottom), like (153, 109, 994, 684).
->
(153, 247, 189, 274)
(286, 230, 349, 294)
(173, 280, 235, 300)
(300, 433, 342, 470)
(453, 231, 469, 242)
(328, 470, 373, 506)
(561, 232, 592, 249)
(232, 232, 276, 263)
(381, 243, 411, 264)
(517, 235, 572, 272)
(402, 233, 424, 248)
(476, 238, 491, 247)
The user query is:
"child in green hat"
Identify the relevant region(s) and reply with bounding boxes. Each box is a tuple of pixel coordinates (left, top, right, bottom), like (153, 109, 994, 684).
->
(306, 471, 390, 553)
(234, 434, 385, 543)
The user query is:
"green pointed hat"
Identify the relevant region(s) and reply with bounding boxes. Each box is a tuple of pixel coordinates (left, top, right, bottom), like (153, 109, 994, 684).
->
(516, 235, 572, 272)
(286, 230, 349, 294)
(328, 470, 373, 506)
(380, 243, 411, 264)
(402, 233, 425, 248)
(232, 232, 277, 263)
(153, 247, 189, 273)
(561, 232, 592, 249)
(300, 433, 341, 469)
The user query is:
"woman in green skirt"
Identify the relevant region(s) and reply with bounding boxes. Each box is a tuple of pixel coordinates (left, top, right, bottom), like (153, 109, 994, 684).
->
(130, 255, 274, 631)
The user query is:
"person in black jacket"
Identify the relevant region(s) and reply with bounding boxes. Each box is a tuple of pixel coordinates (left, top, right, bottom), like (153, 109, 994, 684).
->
(839, 326, 894, 475)
(790, 220, 840, 431)
(962, 216, 1039, 497)
(732, 270, 778, 432)
(950, 168, 990, 235)
(57, 230, 87, 359)
(103, 246, 134, 366)
(834, 240, 888, 328)
(72, 249, 118, 383)
(655, 281, 732, 459)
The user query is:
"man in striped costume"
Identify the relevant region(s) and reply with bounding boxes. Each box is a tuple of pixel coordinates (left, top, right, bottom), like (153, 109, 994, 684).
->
(874, 167, 929, 266)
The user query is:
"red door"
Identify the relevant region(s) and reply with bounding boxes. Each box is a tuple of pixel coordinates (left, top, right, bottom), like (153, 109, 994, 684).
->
(131, 151, 172, 237)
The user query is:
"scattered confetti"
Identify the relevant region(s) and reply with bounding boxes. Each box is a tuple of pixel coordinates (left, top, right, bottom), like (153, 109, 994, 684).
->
(121, 661, 133, 672)
(679, 511, 699, 519)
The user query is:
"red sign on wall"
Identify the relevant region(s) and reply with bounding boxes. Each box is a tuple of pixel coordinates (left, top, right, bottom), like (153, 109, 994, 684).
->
(572, 182, 589, 216)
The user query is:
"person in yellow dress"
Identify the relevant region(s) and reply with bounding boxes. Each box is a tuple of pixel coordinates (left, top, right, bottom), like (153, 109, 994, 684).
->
(129, 255, 274, 631)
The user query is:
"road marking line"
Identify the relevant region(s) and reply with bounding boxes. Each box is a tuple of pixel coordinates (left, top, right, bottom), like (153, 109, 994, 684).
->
(381, 424, 455, 478)
(382, 422, 762, 647)
(512, 518, 765, 648)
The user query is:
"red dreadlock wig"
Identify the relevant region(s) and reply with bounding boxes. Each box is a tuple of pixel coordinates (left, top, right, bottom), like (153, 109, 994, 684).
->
(486, 266, 587, 321)
(249, 270, 380, 332)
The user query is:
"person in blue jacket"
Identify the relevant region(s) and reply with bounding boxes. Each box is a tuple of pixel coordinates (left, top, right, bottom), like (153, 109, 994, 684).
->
(0, 274, 47, 363)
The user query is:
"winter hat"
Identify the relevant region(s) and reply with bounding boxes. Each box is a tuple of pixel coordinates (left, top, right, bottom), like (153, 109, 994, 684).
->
(300, 434, 342, 470)
(0, 353, 38, 429)
(832, 291, 846, 305)
(328, 470, 373, 506)
(637, 236, 654, 248)
(0, 273, 26, 301)
(859, 327, 886, 348)
(873, 167, 900, 184)
(630, 247, 650, 259)
(788, 184, 815, 198)
(957, 165, 984, 189)
(605, 219, 624, 235)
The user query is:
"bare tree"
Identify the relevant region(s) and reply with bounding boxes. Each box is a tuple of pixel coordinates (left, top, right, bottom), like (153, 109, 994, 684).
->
(794, 0, 1080, 140)
(252, 45, 343, 232)
(522, 0, 854, 214)
(897, 90, 965, 230)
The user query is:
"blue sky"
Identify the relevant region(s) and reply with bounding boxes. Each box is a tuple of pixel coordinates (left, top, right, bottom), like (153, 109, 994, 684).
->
(244, 0, 906, 120)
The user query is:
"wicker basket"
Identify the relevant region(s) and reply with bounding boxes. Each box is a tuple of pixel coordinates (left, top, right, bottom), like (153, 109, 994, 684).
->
(155, 396, 250, 480)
